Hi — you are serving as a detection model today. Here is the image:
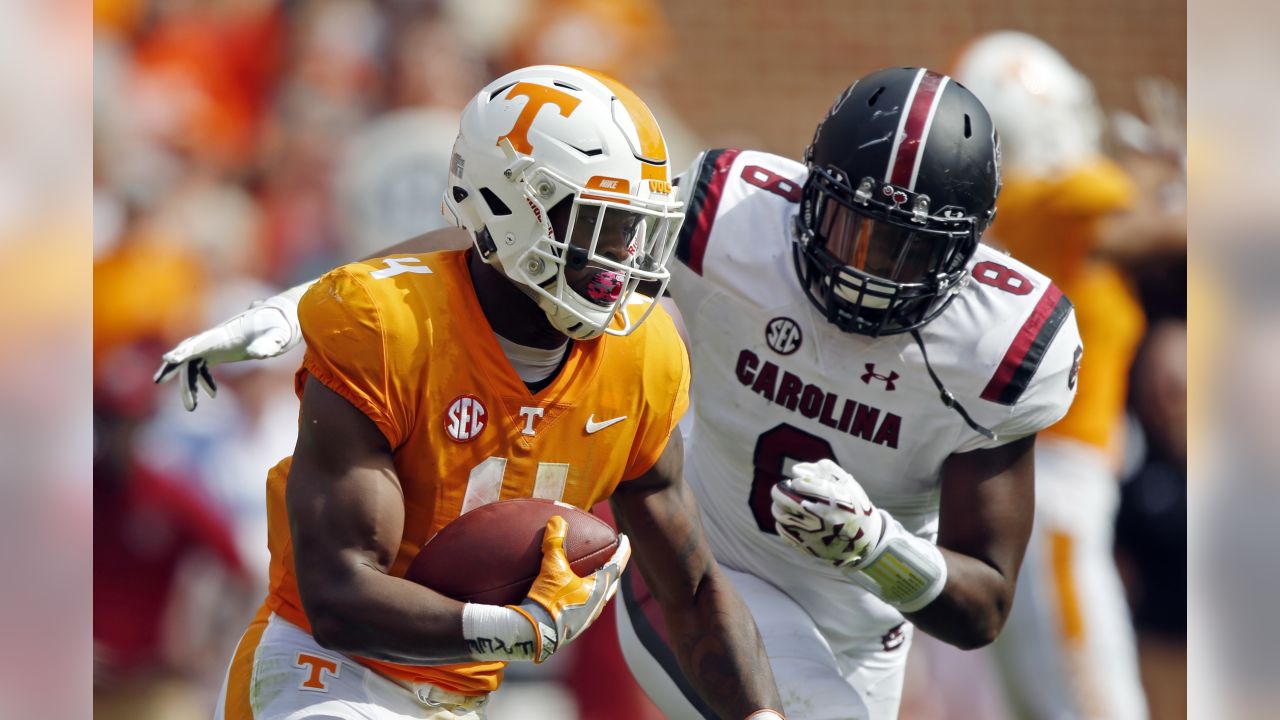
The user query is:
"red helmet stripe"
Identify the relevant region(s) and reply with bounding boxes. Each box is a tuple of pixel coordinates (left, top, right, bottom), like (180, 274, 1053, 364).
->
(886, 70, 947, 190)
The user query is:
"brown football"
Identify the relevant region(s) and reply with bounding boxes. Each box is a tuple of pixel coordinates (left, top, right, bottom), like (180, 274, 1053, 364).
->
(404, 498, 619, 605)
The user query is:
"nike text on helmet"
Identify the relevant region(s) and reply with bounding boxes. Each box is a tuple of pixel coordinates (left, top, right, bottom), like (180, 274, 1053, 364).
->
(442, 65, 685, 340)
(794, 67, 1001, 337)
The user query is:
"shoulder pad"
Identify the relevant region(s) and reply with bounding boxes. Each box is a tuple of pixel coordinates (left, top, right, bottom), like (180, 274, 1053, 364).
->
(674, 149, 805, 275)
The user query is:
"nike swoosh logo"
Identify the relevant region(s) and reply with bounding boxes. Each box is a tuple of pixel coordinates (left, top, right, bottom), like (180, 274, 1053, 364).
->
(585, 414, 627, 434)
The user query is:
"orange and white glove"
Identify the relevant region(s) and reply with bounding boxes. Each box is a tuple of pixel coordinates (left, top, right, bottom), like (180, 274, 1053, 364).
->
(507, 515, 631, 663)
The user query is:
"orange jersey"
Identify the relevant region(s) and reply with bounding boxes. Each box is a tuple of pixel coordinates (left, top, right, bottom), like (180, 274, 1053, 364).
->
(1045, 263, 1143, 458)
(992, 158, 1145, 461)
(260, 250, 690, 695)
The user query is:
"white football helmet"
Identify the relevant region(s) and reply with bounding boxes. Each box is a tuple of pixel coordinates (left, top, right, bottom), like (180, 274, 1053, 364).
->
(442, 65, 684, 340)
(952, 31, 1104, 176)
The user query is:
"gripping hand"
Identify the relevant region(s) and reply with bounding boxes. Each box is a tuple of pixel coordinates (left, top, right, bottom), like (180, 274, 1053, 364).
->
(153, 285, 308, 410)
(770, 459, 885, 570)
(508, 515, 631, 663)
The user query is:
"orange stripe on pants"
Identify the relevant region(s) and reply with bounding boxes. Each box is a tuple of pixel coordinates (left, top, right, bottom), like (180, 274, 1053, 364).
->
(1050, 529, 1109, 717)
(1049, 529, 1084, 643)
(222, 603, 273, 719)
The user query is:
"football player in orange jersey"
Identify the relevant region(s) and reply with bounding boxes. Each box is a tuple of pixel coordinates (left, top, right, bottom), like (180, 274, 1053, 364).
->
(159, 65, 785, 720)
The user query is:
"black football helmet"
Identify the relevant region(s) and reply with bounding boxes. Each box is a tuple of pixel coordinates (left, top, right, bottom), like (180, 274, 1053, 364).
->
(795, 67, 1002, 337)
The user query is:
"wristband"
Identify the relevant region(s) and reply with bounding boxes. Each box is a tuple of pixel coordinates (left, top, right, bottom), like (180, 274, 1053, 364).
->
(461, 603, 538, 662)
(506, 602, 559, 664)
(846, 510, 948, 613)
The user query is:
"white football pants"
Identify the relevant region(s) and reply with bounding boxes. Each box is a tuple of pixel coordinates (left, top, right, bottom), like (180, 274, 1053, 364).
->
(214, 611, 490, 720)
(616, 564, 911, 720)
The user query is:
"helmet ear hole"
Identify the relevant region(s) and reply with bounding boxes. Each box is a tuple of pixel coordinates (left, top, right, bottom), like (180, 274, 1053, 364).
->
(475, 228, 498, 257)
(478, 187, 511, 216)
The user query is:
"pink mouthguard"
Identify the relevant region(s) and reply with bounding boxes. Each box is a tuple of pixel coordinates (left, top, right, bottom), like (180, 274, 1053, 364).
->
(585, 270, 624, 304)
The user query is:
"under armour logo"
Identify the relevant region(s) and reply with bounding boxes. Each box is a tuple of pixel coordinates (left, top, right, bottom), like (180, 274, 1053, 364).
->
(860, 363, 898, 391)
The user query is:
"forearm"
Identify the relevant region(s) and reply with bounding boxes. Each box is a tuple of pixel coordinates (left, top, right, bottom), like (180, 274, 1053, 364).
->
(659, 567, 783, 718)
(614, 433, 785, 717)
(304, 564, 477, 664)
(844, 517, 1015, 649)
(905, 548, 1014, 649)
(908, 436, 1035, 649)
(774, 444, 1033, 653)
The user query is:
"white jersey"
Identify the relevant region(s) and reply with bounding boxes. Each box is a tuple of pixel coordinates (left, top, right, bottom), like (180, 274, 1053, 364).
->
(668, 149, 1081, 661)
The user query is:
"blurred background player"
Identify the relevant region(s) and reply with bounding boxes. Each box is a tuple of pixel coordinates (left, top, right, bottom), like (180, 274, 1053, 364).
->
(1108, 67, 1187, 720)
(1116, 320, 1186, 720)
(930, 30, 1186, 720)
(93, 241, 257, 720)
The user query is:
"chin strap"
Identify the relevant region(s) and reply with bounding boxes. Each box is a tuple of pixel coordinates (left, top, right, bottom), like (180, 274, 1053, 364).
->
(909, 329, 998, 442)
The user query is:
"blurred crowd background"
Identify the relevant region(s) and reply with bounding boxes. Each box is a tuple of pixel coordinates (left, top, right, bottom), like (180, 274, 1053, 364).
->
(62, 0, 1205, 717)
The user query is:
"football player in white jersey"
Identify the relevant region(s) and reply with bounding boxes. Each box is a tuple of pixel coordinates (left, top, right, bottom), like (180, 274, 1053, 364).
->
(614, 67, 1080, 719)
(155, 67, 1079, 719)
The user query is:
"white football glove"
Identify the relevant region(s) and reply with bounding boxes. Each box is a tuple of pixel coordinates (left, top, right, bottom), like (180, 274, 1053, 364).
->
(153, 282, 311, 410)
(770, 459, 885, 571)
(508, 515, 631, 663)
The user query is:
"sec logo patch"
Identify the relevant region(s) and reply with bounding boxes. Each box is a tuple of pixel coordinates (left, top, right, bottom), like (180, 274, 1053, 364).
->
(445, 394, 488, 442)
(765, 317, 802, 355)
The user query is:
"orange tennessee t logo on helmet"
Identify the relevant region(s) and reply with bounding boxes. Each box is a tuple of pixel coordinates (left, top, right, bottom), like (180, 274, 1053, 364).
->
(497, 82, 581, 154)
